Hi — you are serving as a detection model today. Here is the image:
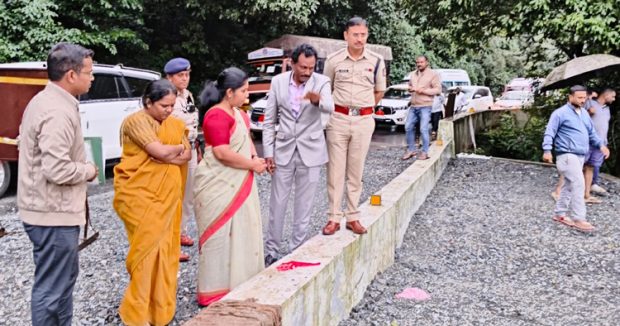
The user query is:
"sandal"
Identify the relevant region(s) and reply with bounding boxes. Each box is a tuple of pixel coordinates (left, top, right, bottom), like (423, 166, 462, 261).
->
(552, 215, 575, 228)
(584, 196, 602, 204)
(402, 152, 417, 160)
(572, 220, 595, 233)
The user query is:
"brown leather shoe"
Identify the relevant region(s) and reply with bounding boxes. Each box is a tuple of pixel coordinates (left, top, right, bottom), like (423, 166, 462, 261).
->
(346, 220, 367, 234)
(322, 221, 340, 235)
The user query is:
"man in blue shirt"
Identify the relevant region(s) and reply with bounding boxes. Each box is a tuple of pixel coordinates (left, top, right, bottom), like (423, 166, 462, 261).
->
(542, 85, 610, 232)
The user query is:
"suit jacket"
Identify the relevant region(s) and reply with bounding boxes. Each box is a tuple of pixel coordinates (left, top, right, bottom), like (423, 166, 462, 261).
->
(263, 71, 334, 167)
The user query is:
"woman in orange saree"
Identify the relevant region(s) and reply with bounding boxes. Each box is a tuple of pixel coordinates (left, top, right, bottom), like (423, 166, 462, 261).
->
(113, 79, 191, 325)
(193, 67, 267, 306)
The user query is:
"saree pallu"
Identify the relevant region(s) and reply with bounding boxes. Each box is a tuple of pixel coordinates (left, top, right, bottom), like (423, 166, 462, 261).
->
(113, 116, 188, 326)
(193, 109, 264, 306)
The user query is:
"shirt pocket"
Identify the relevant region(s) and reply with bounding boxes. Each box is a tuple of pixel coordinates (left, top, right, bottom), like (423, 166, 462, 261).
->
(335, 69, 352, 83)
(360, 65, 375, 84)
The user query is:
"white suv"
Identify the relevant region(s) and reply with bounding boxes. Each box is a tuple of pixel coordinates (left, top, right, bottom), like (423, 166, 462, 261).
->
(373, 83, 410, 127)
(2, 62, 161, 162)
(77, 63, 160, 161)
(0, 62, 159, 197)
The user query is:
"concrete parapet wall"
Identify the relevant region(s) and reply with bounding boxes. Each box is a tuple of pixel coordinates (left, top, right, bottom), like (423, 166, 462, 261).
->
(185, 120, 455, 326)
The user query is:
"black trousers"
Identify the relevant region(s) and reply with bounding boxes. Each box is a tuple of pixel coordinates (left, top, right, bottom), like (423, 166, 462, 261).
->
(24, 223, 79, 326)
(431, 111, 443, 133)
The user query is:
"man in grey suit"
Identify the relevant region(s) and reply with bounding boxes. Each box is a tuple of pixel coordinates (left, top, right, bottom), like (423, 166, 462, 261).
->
(263, 44, 335, 265)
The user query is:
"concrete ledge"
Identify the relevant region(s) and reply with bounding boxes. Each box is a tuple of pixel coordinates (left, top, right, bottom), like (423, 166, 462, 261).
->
(186, 120, 455, 325)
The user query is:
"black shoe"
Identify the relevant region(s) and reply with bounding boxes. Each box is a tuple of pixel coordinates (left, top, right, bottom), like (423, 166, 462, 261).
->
(264, 254, 278, 267)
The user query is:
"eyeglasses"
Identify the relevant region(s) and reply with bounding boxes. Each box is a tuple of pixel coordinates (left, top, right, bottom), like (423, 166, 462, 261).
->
(80, 70, 94, 77)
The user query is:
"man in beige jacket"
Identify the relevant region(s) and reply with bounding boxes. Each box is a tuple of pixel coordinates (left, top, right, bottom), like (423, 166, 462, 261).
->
(18, 42, 98, 325)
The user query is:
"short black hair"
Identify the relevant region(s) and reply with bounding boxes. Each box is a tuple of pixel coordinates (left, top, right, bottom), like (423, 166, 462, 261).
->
(600, 88, 616, 95)
(291, 44, 318, 63)
(345, 16, 367, 31)
(569, 85, 587, 94)
(416, 55, 429, 62)
(47, 43, 94, 81)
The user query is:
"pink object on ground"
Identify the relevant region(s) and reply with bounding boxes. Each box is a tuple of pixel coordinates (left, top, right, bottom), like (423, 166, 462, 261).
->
(395, 287, 431, 301)
(276, 261, 320, 272)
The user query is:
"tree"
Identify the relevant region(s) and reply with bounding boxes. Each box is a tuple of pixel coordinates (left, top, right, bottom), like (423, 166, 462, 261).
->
(404, 0, 620, 59)
(0, 0, 145, 62)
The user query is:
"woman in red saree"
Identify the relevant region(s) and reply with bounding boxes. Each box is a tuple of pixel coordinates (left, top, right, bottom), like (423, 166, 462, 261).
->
(113, 79, 191, 325)
(193, 67, 267, 306)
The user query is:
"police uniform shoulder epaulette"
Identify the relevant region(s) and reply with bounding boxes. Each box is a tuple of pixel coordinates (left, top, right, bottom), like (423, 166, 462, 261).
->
(326, 48, 347, 62)
(365, 49, 384, 61)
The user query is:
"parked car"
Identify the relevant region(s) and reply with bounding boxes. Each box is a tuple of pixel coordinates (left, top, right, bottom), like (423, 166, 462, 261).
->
(402, 69, 471, 89)
(493, 90, 533, 110)
(0, 62, 160, 197)
(249, 95, 268, 138)
(503, 77, 534, 93)
(373, 84, 410, 127)
(452, 86, 494, 114)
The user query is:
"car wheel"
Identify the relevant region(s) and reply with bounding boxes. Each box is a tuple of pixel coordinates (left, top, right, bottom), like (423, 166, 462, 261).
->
(0, 160, 11, 198)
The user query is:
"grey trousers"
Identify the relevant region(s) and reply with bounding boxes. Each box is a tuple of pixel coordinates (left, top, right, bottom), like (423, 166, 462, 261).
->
(265, 150, 321, 258)
(555, 153, 586, 221)
(24, 223, 80, 326)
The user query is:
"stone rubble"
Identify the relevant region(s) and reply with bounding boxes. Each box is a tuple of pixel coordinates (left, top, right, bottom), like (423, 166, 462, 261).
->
(341, 158, 620, 326)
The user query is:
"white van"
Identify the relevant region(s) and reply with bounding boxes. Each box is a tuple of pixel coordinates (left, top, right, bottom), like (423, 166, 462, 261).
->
(401, 68, 471, 90)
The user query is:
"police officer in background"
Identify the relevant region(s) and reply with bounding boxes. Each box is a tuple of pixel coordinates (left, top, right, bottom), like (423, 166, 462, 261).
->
(322, 16, 387, 236)
(164, 57, 198, 262)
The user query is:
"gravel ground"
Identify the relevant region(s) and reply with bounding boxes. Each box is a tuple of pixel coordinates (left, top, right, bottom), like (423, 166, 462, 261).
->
(0, 146, 410, 325)
(341, 158, 620, 326)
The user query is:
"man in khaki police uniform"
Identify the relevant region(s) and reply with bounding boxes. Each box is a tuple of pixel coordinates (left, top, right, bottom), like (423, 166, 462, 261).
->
(322, 16, 387, 235)
(164, 57, 198, 262)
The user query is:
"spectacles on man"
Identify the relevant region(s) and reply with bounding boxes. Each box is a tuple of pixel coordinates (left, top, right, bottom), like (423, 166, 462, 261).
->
(74, 69, 94, 77)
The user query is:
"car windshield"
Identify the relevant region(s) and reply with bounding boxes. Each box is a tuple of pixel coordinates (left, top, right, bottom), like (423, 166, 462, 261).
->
(501, 92, 529, 100)
(384, 88, 410, 99)
(461, 89, 474, 97)
(249, 61, 284, 81)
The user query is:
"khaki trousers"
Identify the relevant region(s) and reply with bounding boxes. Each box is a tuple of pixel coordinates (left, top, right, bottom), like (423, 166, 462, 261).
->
(326, 112, 375, 222)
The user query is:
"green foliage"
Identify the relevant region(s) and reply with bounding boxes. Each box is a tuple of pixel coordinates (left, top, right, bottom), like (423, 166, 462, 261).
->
(406, 0, 620, 58)
(0, 0, 145, 62)
(481, 112, 548, 161)
(480, 90, 565, 161)
(364, 0, 426, 81)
